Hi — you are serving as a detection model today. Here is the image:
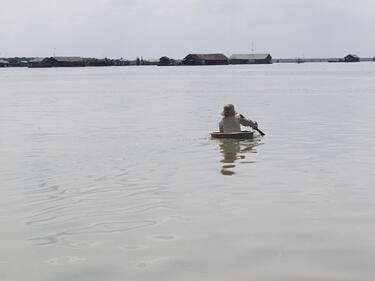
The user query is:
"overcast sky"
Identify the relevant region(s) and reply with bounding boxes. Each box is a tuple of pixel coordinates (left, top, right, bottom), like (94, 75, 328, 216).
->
(1, 0, 374, 59)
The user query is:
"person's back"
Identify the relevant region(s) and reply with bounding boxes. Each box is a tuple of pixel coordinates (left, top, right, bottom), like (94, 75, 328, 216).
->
(219, 104, 258, 133)
(219, 114, 241, 133)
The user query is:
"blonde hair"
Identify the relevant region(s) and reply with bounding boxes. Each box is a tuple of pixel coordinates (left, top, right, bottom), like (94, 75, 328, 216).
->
(221, 104, 236, 117)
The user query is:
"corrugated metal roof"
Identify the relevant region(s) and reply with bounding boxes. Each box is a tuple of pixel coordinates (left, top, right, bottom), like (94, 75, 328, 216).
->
(187, 54, 228, 61)
(346, 54, 359, 58)
(29, 57, 46, 63)
(52, 57, 83, 62)
(230, 54, 271, 60)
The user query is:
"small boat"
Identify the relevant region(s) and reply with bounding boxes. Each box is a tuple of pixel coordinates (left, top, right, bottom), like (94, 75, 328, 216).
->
(210, 131, 254, 139)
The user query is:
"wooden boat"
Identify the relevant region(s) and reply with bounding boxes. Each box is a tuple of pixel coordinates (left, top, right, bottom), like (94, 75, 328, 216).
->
(210, 131, 254, 139)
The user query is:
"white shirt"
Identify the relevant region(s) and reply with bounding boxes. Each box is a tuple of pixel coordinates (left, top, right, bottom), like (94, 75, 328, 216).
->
(219, 114, 257, 133)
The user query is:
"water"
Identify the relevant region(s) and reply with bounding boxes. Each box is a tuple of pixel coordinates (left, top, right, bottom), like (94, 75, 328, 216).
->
(1, 63, 375, 281)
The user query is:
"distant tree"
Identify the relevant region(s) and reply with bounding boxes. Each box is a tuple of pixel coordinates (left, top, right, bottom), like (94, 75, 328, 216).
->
(159, 56, 172, 66)
(136, 57, 140, 66)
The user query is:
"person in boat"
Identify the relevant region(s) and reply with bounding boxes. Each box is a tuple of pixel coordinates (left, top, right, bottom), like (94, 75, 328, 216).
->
(219, 104, 258, 133)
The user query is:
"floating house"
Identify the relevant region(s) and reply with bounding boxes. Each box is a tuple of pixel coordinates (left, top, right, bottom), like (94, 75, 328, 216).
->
(28, 58, 48, 68)
(49, 57, 85, 67)
(113, 59, 130, 66)
(0, 59, 9, 67)
(182, 54, 228, 65)
(28, 57, 85, 67)
(86, 58, 114, 66)
(141, 59, 159, 66)
(229, 54, 272, 64)
(344, 54, 360, 62)
(19, 60, 29, 67)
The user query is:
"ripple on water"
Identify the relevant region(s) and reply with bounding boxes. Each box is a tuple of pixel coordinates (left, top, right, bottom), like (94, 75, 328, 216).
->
(147, 234, 178, 241)
(120, 244, 148, 251)
(60, 238, 100, 249)
(29, 218, 166, 246)
(135, 256, 174, 270)
(45, 256, 86, 265)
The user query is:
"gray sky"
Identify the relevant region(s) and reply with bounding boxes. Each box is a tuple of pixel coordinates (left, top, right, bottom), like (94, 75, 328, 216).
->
(1, 0, 374, 59)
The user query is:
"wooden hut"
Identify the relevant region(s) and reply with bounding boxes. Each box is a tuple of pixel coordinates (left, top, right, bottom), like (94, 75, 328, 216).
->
(182, 54, 228, 65)
(229, 54, 272, 64)
(344, 54, 360, 62)
(0, 59, 9, 67)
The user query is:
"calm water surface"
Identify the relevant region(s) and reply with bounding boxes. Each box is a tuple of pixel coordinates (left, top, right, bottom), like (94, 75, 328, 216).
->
(1, 63, 375, 281)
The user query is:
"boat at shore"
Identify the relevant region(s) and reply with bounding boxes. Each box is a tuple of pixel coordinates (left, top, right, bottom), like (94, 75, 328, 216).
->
(211, 131, 254, 139)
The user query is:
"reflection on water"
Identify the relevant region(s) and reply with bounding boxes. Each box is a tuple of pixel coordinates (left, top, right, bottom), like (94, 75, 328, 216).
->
(218, 138, 258, 175)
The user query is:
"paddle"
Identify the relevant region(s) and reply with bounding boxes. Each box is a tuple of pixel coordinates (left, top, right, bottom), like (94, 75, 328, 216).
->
(240, 114, 265, 136)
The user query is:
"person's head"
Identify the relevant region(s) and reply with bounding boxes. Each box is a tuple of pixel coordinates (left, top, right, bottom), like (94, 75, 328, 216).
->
(221, 104, 236, 117)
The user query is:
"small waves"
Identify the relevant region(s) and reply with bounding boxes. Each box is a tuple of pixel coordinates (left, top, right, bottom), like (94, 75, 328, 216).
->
(29, 219, 163, 246)
(20, 158, 180, 247)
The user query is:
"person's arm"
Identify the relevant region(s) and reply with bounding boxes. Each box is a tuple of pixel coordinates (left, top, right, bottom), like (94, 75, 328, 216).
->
(219, 120, 224, 132)
(239, 115, 258, 129)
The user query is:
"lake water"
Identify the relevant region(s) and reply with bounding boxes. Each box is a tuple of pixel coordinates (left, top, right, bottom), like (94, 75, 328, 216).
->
(1, 63, 375, 281)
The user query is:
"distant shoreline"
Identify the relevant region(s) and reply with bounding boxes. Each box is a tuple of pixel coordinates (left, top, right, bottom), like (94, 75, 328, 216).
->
(0, 56, 374, 68)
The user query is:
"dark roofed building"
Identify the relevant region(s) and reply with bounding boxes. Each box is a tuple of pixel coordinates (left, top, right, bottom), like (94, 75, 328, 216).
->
(86, 58, 114, 66)
(28, 57, 49, 68)
(182, 54, 228, 65)
(344, 54, 360, 62)
(29, 57, 85, 67)
(229, 54, 272, 64)
(50, 57, 85, 67)
(0, 59, 10, 67)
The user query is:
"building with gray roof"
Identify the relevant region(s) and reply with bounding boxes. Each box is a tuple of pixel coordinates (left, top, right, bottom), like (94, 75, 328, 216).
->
(229, 54, 272, 64)
(182, 54, 228, 65)
(28, 57, 85, 67)
(344, 54, 360, 62)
